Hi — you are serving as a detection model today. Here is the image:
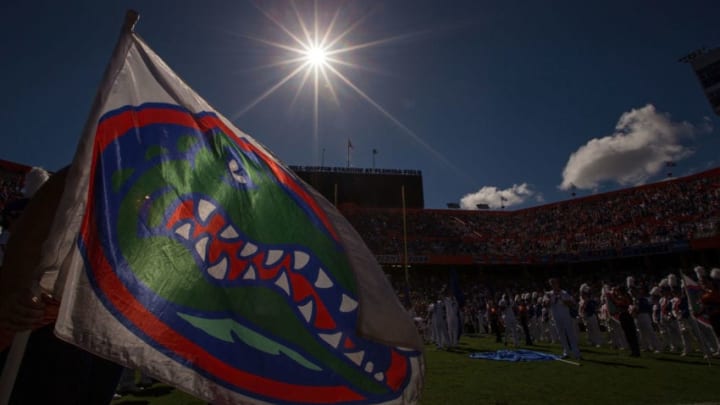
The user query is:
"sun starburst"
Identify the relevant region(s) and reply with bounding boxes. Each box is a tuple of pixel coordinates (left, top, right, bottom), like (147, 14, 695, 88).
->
(304, 45, 328, 67)
(230, 2, 469, 180)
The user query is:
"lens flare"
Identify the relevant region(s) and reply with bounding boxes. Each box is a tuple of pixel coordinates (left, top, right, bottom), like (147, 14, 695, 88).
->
(305, 46, 328, 67)
(230, 2, 471, 182)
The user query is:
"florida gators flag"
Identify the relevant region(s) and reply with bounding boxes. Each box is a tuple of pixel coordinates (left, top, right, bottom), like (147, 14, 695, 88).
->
(40, 11, 423, 405)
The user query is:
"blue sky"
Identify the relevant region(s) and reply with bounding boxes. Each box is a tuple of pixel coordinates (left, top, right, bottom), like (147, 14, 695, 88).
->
(1, 0, 719, 209)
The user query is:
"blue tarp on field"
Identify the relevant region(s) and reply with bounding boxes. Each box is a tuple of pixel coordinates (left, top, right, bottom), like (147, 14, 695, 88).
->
(469, 350, 559, 362)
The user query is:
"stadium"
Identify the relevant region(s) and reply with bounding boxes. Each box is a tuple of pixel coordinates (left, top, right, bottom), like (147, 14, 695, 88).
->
(293, 162, 720, 281)
(2, 158, 719, 404)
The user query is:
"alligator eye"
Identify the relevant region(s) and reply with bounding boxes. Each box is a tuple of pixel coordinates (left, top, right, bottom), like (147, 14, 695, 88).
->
(228, 158, 250, 185)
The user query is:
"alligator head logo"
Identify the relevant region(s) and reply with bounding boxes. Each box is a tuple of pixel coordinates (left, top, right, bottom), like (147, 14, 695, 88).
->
(78, 103, 420, 404)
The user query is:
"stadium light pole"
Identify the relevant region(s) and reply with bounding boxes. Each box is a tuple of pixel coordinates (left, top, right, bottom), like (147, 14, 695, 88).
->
(401, 185, 411, 307)
(666, 161, 676, 178)
(346, 139, 352, 168)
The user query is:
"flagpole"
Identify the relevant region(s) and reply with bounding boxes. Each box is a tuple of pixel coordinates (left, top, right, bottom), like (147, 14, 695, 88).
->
(0, 11, 140, 405)
(555, 358, 581, 366)
(346, 140, 351, 168)
(125, 9, 140, 32)
(0, 284, 42, 404)
(401, 186, 410, 304)
(0, 326, 32, 405)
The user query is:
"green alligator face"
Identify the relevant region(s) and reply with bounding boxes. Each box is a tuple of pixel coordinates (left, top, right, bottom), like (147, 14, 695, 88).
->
(83, 103, 419, 404)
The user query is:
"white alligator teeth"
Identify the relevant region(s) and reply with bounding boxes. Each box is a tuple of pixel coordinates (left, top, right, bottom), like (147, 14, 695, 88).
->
(340, 294, 358, 313)
(345, 351, 364, 366)
(195, 236, 209, 260)
(314, 268, 333, 289)
(240, 242, 258, 257)
(374, 372, 384, 382)
(198, 199, 216, 222)
(275, 272, 290, 295)
(220, 225, 239, 239)
(243, 265, 256, 280)
(293, 251, 310, 270)
(298, 300, 313, 322)
(265, 250, 283, 266)
(318, 332, 342, 349)
(364, 362, 374, 373)
(175, 223, 192, 240)
(207, 257, 228, 280)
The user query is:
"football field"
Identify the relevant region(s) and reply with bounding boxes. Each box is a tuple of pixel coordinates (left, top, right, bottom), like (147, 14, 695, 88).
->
(112, 334, 720, 405)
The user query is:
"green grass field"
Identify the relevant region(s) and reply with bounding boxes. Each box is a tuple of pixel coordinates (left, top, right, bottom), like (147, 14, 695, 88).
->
(113, 335, 720, 405)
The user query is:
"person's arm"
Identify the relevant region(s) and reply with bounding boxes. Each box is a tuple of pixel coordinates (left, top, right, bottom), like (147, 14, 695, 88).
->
(0, 290, 45, 331)
(0, 168, 68, 333)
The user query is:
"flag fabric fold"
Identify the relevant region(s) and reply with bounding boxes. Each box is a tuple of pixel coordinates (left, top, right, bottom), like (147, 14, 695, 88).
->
(36, 14, 422, 405)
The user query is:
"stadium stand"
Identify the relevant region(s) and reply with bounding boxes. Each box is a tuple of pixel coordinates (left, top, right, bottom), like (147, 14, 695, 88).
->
(341, 168, 720, 265)
(0, 160, 30, 214)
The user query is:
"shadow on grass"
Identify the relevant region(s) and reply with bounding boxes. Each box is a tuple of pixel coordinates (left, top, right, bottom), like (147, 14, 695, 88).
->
(114, 401, 149, 405)
(577, 348, 611, 355)
(446, 346, 479, 354)
(653, 356, 714, 366)
(582, 358, 647, 368)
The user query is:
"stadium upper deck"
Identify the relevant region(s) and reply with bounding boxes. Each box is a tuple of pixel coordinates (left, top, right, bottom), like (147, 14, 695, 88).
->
(341, 168, 720, 265)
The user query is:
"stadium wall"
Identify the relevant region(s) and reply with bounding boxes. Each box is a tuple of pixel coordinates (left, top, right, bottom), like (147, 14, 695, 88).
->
(290, 165, 424, 209)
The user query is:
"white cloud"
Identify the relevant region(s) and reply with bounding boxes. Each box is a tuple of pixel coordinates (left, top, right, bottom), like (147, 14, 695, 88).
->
(560, 104, 698, 190)
(460, 183, 534, 209)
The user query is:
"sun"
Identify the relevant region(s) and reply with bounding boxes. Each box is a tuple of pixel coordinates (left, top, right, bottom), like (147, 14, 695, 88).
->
(230, 3, 466, 181)
(305, 45, 328, 67)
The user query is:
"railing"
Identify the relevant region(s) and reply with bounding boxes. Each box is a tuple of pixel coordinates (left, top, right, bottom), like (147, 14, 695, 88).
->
(289, 165, 422, 176)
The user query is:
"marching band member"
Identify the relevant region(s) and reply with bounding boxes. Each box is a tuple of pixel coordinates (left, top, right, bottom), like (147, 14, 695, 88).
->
(579, 283, 603, 347)
(546, 278, 580, 360)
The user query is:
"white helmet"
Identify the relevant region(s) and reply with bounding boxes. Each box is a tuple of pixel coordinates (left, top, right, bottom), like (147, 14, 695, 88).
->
(710, 268, 720, 280)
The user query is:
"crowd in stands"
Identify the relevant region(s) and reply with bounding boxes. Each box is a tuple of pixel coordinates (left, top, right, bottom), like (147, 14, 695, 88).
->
(343, 169, 720, 262)
(0, 171, 24, 215)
